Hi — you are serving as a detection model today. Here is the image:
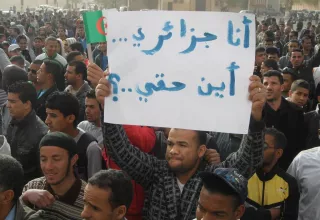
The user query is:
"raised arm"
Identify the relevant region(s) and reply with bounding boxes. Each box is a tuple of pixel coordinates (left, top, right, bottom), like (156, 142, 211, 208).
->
(206, 75, 266, 179)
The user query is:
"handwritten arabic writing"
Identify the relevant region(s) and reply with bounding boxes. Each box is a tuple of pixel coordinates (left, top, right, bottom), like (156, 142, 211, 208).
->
(108, 62, 239, 102)
(111, 15, 251, 55)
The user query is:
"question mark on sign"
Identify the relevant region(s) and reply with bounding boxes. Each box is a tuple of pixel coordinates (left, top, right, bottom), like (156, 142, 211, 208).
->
(108, 73, 121, 102)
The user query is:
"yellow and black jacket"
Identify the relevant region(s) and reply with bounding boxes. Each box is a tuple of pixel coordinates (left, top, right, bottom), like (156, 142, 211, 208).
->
(244, 166, 299, 220)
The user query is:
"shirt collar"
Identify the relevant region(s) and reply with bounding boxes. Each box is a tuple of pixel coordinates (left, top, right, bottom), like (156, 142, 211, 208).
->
(45, 178, 82, 205)
(5, 205, 16, 220)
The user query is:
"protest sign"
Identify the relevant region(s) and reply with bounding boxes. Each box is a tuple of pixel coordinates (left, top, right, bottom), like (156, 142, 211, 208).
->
(105, 11, 255, 134)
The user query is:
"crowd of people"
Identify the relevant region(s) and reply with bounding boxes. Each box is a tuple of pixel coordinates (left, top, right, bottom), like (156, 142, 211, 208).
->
(0, 8, 320, 220)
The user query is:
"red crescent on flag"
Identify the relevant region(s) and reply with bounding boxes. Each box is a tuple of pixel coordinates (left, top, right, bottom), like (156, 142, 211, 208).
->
(96, 16, 107, 35)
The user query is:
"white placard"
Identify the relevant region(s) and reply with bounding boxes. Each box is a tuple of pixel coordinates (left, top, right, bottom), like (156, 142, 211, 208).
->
(105, 11, 255, 134)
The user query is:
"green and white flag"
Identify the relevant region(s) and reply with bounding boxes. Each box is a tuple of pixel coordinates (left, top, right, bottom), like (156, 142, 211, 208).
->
(82, 9, 117, 43)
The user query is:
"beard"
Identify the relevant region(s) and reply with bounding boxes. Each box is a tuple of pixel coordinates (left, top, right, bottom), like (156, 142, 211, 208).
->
(45, 160, 71, 186)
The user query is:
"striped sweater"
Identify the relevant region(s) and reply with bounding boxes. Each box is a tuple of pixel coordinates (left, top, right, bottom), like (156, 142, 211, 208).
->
(23, 177, 86, 220)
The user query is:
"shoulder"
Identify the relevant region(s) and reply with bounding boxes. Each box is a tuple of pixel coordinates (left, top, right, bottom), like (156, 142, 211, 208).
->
(24, 177, 46, 190)
(35, 54, 45, 60)
(78, 121, 90, 129)
(286, 100, 304, 112)
(277, 168, 298, 186)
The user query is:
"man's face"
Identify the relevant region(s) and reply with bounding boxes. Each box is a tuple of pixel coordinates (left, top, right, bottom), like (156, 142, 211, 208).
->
(7, 93, 28, 119)
(268, 53, 279, 62)
(45, 108, 72, 132)
(28, 63, 41, 83)
(263, 134, 278, 167)
(65, 65, 78, 86)
(0, 35, 6, 43)
(289, 87, 309, 107)
(264, 41, 274, 48)
(85, 98, 100, 123)
(262, 25, 268, 32)
(45, 40, 57, 57)
(275, 31, 281, 41)
(33, 39, 44, 49)
(78, 26, 85, 37)
(58, 28, 65, 37)
(165, 129, 205, 174)
(99, 42, 107, 53)
(263, 76, 283, 102)
(280, 24, 285, 32)
(37, 63, 49, 85)
(40, 146, 74, 185)
(196, 187, 244, 220)
(18, 38, 27, 50)
(9, 48, 21, 57)
(45, 23, 52, 31)
(260, 62, 272, 75)
(289, 33, 297, 41)
(282, 73, 294, 93)
(288, 42, 299, 53)
(255, 52, 266, 66)
(82, 184, 124, 220)
(290, 52, 304, 68)
(302, 39, 312, 51)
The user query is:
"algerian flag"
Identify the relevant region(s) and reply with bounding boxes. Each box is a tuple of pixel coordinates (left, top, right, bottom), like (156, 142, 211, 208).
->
(82, 9, 117, 44)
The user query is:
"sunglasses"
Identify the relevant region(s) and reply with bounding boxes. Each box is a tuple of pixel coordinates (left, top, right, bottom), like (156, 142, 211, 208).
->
(28, 68, 37, 74)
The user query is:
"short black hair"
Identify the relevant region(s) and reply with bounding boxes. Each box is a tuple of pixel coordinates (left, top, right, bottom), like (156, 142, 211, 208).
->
(86, 89, 96, 99)
(290, 31, 298, 37)
(265, 128, 287, 150)
(88, 170, 133, 210)
(202, 174, 242, 211)
(290, 48, 303, 56)
(301, 36, 311, 43)
(10, 55, 25, 67)
(43, 59, 65, 91)
(0, 154, 24, 203)
(34, 36, 44, 41)
(288, 39, 299, 45)
(32, 59, 43, 65)
(46, 91, 79, 127)
(264, 30, 275, 40)
(68, 60, 87, 81)
(263, 59, 278, 70)
(66, 51, 82, 64)
(263, 70, 284, 84)
(282, 68, 298, 81)
(264, 37, 274, 43)
(16, 34, 27, 43)
(8, 81, 37, 109)
(70, 42, 84, 54)
(256, 47, 266, 54)
(291, 79, 310, 92)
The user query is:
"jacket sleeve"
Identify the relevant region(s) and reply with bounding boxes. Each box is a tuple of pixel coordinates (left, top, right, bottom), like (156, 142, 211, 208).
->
(86, 141, 102, 179)
(282, 176, 300, 220)
(206, 117, 265, 179)
(102, 121, 162, 188)
(306, 47, 320, 68)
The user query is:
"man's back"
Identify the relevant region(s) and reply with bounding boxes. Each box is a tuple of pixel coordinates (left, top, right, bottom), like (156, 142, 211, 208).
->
(287, 147, 320, 220)
(6, 111, 48, 182)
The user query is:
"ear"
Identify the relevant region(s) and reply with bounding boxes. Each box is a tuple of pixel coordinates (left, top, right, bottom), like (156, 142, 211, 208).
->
(198, 145, 207, 158)
(276, 149, 284, 159)
(114, 205, 127, 220)
(0, 190, 14, 204)
(288, 90, 292, 97)
(235, 204, 246, 219)
(70, 154, 78, 166)
(66, 114, 76, 125)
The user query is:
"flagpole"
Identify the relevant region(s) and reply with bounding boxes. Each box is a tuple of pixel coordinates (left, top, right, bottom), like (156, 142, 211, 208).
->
(87, 43, 94, 63)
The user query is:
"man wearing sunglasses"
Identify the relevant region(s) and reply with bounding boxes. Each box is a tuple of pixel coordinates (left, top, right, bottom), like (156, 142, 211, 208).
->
(28, 60, 43, 94)
(244, 128, 299, 220)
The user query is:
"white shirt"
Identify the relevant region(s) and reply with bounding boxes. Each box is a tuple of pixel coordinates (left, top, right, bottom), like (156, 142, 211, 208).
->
(287, 147, 320, 220)
(176, 178, 185, 193)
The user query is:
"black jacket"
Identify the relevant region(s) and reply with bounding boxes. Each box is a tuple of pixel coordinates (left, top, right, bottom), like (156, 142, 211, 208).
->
(243, 166, 299, 220)
(304, 103, 320, 149)
(263, 97, 305, 170)
(6, 110, 48, 183)
(35, 86, 58, 122)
